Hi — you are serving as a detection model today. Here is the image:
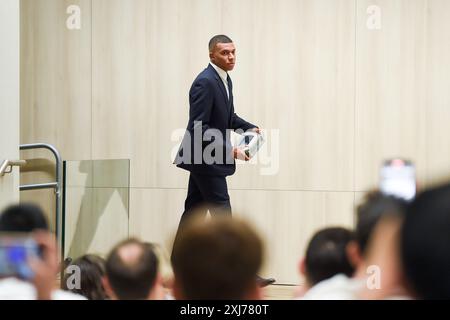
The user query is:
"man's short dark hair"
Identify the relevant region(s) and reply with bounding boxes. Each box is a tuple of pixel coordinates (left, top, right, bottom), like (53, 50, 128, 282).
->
(304, 227, 355, 285)
(401, 183, 450, 299)
(105, 238, 159, 300)
(209, 35, 233, 52)
(356, 191, 407, 257)
(171, 216, 263, 300)
(0, 203, 49, 232)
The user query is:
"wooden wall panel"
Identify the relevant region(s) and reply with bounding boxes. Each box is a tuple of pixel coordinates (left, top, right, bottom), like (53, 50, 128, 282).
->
(0, 0, 20, 211)
(20, 0, 92, 160)
(231, 189, 354, 284)
(224, 0, 356, 191)
(92, 0, 221, 189)
(20, 0, 92, 229)
(355, 0, 428, 191)
(424, 0, 450, 187)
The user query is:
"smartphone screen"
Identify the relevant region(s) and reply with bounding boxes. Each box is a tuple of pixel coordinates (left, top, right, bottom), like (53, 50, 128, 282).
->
(380, 159, 416, 201)
(0, 233, 40, 280)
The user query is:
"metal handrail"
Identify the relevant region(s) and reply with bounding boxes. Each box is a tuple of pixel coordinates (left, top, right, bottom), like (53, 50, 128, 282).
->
(20, 182, 58, 191)
(0, 160, 27, 176)
(20, 143, 63, 257)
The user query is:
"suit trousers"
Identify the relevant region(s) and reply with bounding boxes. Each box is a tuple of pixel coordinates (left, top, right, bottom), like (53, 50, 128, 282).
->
(180, 172, 232, 223)
(172, 172, 232, 259)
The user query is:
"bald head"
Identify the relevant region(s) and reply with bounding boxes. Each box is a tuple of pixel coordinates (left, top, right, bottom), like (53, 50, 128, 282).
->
(117, 243, 143, 266)
(105, 239, 158, 300)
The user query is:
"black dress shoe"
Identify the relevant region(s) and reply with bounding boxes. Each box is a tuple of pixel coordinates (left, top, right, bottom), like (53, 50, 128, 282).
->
(256, 275, 276, 287)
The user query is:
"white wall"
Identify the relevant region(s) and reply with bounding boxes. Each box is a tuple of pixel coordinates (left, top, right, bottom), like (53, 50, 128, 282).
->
(0, 0, 20, 210)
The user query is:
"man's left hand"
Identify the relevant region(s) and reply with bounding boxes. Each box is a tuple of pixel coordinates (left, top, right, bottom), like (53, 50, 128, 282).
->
(251, 127, 261, 134)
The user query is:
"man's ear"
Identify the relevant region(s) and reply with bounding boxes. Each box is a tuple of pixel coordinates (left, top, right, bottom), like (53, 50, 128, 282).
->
(102, 276, 117, 300)
(298, 257, 312, 292)
(346, 240, 363, 270)
(299, 257, 306, 276)
(148, 272, 166, 300)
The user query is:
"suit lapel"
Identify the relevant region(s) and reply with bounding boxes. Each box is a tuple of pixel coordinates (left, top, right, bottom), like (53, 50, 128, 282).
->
(215, 75, 229, 105)
(208, 64, 230, 105)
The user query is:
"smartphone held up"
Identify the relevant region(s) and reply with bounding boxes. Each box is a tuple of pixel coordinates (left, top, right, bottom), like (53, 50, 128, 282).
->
(0, 233, 40, 280)
(379, 158, 416, 202)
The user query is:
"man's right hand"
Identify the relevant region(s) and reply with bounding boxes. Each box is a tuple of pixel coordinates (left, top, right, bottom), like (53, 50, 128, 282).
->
(233, 147, 250, 161)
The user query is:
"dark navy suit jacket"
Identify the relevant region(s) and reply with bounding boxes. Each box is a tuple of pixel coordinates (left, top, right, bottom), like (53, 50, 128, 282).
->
(175, 64, 257, 176)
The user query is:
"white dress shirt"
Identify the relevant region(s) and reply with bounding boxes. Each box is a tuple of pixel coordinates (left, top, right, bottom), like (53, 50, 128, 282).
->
(210, 62, 230, 99)
(0, 277, 87, 300)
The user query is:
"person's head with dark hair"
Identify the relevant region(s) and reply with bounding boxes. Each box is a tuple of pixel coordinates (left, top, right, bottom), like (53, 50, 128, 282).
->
(358, 212, 407, 299)
(0, 204, 88, 300)
(350, 191, 408, 299)
(401, 183, 450, 299)
(0, 203, 49, 232)
(300, 193, 408, 299)
(208, 34, 235, 72)
(300, 227, 355, 289)
(347, 191, 407, 268)
(171, 216, 264, 300)
(103, 238, 163, 300)
(209, 35, 233, 52)
(62, 254, 107, 300)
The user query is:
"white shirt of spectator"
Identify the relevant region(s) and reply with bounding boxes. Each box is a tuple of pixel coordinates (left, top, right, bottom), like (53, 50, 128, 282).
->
(0, 277, 87, 300)
(299, 274, 364, 300)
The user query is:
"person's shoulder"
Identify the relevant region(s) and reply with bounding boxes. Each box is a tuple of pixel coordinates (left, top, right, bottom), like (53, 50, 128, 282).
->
(191, 73, 215, 92)
(194, 65, 216, 83)
(0, 278, 87, 300)
(0, 277, 35, 300)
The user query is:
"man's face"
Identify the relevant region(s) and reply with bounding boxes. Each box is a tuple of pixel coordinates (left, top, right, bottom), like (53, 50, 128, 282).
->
(210, 42, 236, 71)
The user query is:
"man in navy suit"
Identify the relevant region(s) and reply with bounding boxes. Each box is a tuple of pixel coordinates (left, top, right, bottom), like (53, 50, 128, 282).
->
(175, 34, 257, 217)
(174, 35, 275, 286)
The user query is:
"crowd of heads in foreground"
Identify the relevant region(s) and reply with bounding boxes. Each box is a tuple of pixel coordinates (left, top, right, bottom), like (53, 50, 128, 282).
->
(1, 181, 450, 299)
